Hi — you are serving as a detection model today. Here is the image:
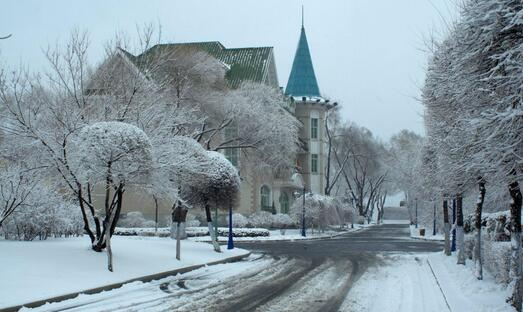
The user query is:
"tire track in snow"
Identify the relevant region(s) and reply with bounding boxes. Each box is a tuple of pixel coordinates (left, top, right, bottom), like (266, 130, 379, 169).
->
(253, 259, 354, 312)
(164, 257, 313, 312)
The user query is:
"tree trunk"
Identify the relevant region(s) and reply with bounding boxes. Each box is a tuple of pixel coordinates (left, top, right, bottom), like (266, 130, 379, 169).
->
(104, 166, 113, 272)
(106, 219, 113, 272)
(451, 198, 457, 252)
(205, 203, 220, 252)
(433, 201, 437, 236)
(180, 209, 188, 239)
(173, 203, 182, 260)
(176, 219, 181, 261)
(443, 198, 451, 256)
(475, 177, 486, 280)
(154, 195, 159, 233)
(509, 180, 523, 312)
(456, 193, 466, 265)
(78, 187, 96, 244)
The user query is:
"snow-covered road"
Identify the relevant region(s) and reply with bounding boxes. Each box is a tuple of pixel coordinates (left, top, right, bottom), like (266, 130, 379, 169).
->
(25, 254, 358, 312)
(24, 223, 450, 312)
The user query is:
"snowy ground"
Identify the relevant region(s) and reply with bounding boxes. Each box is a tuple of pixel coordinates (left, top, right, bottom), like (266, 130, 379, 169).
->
(340, 252, 514, 312)
(0, 236, 248, 310)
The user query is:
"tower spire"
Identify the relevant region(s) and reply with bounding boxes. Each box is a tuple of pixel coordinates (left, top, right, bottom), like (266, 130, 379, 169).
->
(285, 12, 321, 98)
(301, 5, 304, 28)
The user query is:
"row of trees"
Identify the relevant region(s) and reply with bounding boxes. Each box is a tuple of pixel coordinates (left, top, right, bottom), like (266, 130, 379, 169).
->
(324, 108, 399, 223)
(0, 26, 299, 271)
(395, 0, 523, 310)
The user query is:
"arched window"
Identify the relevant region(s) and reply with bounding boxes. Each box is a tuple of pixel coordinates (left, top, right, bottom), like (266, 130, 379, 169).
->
(260, 185, 271, 211)
(279, 192, 290, 214)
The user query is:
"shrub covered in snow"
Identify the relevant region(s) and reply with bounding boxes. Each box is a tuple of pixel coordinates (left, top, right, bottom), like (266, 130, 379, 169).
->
(2, 198, 83, 241)
(226, 213, 249, 228)
(464, 210, 514, 284)
(290, 194, 342, 230)
(272, 213, 295, 228)
(113, 226, 269, 238)
(186, 213, 201, 227)
(118, 212, 156, 228)
(247, 211, 274, 228)
(217, 227, 269, 237)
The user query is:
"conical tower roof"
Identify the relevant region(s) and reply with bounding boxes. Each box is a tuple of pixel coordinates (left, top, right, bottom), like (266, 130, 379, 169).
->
(285, 26, 321, 98)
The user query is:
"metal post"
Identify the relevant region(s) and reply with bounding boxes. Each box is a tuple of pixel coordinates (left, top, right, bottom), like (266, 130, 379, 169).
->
(415, 198, 418, 229)
(301, 187, 306, 237)
(227, 202, 234, 250)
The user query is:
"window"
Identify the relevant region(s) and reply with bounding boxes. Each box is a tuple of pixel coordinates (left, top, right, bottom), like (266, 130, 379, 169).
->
(223, 126, 239, 167)
(260, 185, 271, 211)
(311, 118, 319, 139)
(279, 192, 290, 214)
(224, 148, 239, 167)
(311, 154, 318, 174)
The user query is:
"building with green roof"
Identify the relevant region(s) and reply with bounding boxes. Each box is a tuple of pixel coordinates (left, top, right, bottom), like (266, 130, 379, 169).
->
(88, 21, 333, 218)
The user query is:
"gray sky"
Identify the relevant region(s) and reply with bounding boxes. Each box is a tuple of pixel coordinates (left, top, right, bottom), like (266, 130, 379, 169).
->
(0, 0, 457, 140)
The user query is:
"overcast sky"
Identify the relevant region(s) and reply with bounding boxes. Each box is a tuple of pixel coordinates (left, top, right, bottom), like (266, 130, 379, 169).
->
(0, 0, 458, 140)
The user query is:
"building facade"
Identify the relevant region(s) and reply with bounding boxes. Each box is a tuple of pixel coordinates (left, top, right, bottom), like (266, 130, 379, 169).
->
(92, 23, 332, 222)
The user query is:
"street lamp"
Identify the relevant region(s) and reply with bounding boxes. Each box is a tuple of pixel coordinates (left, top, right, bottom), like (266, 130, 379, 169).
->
(301, 186, 306, 237)
(227, 199, 234, 250)
(291, 173, 306, 237)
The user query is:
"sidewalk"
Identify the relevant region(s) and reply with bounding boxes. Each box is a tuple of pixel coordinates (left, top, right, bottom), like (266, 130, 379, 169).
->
(0, 236, 249, 311)
(339, 252, 514, 312)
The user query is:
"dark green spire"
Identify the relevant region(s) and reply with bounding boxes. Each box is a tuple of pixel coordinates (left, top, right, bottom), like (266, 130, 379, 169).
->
(285, 25, 321, 98)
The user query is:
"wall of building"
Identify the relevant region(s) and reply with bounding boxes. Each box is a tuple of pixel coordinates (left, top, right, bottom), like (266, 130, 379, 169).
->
(294, 101, 328, 195)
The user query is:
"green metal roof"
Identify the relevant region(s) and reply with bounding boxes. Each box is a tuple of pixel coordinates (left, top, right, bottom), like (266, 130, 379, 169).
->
(131, 42, 275, 88)
(285, 27, 321, 97)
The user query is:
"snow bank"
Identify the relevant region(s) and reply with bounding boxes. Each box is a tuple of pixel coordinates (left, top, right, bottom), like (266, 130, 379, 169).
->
(0, 236, 248, 309)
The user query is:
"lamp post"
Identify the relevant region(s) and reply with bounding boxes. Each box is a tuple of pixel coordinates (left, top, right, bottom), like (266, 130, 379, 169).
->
(227, 200, 234, 250)
(415, 198, 418, 229)
(301, 186, 306, 237)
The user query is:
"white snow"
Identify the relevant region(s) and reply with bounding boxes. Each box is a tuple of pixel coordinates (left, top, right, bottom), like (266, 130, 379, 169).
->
(0, 236, 248, 309)
(340, 252, 514, 312)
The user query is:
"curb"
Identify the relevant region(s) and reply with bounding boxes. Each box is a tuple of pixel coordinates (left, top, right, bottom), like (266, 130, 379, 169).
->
(0, 251, 251, 312)
(193, 228, 367, 244)
(410, 236, 445, 242)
